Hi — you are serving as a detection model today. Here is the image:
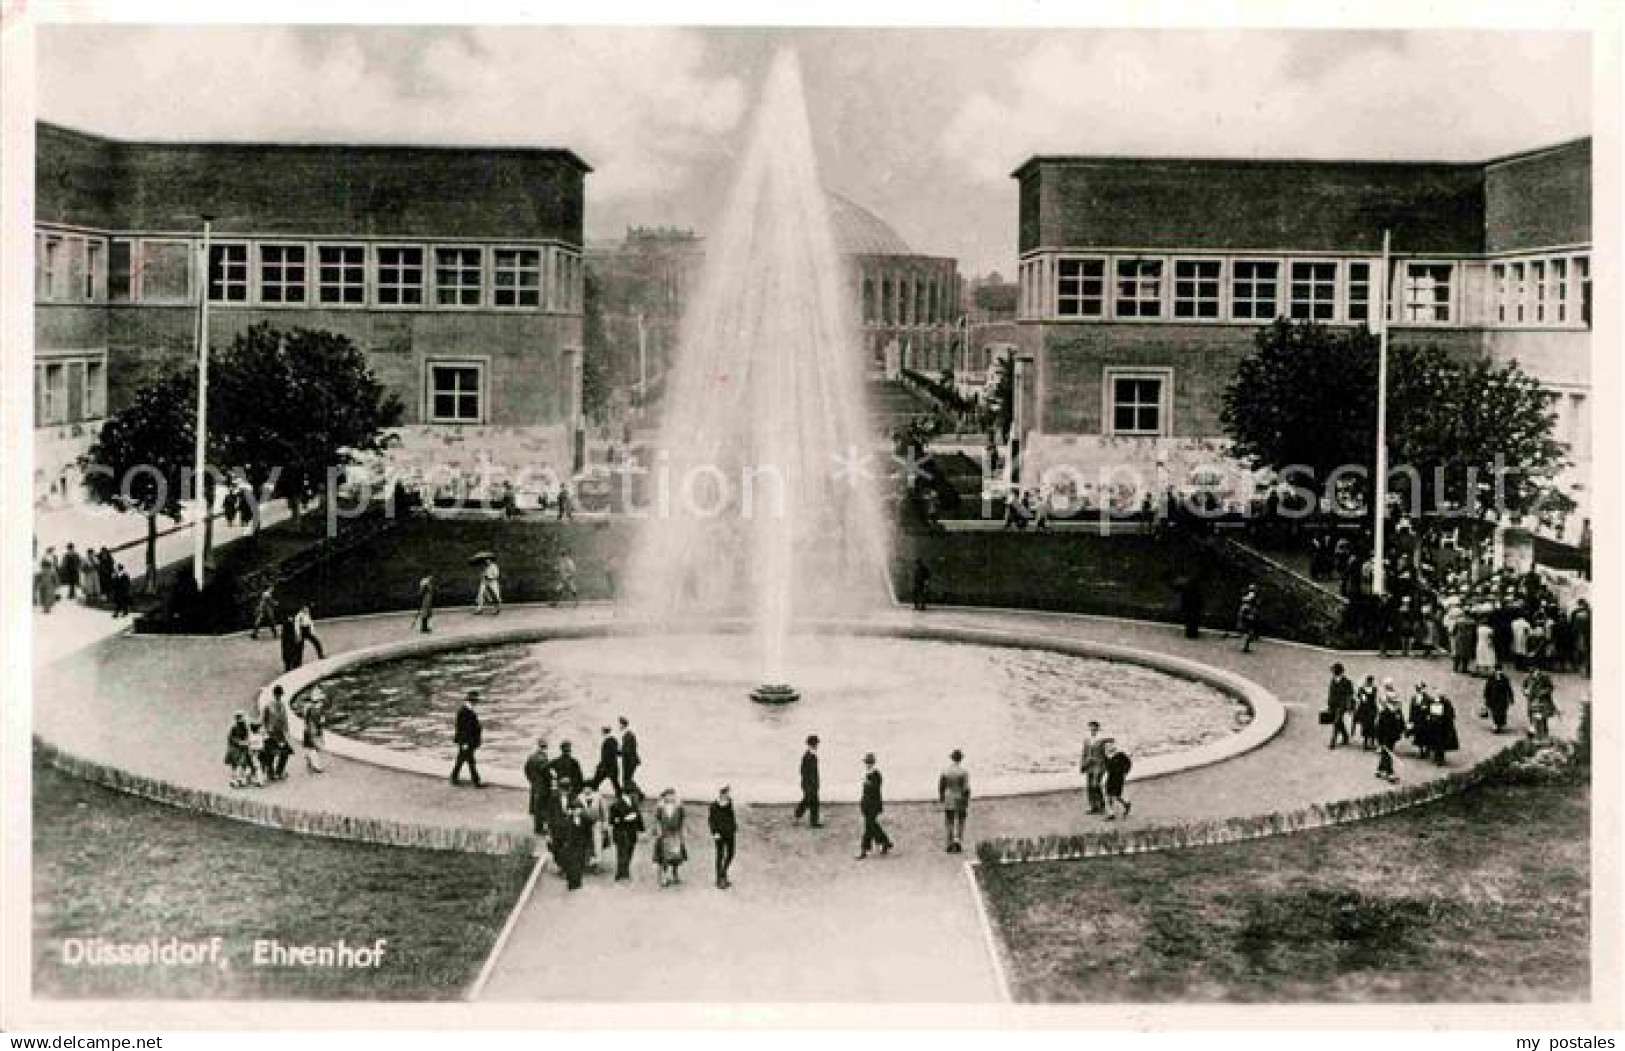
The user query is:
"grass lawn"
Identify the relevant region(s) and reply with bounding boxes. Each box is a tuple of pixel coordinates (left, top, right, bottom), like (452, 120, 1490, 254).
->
(977, 782, 1590, 1003)
(32, 756, 536, 1000)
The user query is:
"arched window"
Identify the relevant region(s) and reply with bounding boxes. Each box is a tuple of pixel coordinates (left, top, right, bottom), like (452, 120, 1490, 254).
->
(862, 277, 875, 323)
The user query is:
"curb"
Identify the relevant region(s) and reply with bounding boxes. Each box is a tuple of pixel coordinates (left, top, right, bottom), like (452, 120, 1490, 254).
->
(466, 851, 548, 1001)
(34, 736, 536, 856)
(963, 860, 1013, 1004)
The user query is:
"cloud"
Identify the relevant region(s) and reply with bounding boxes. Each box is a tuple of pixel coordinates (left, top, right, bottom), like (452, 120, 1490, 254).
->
(940, 31, 1591, 183)
(37, 25, 746, 202)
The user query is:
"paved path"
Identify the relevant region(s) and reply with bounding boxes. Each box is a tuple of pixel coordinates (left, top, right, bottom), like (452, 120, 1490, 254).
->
(33, 598, 1588, 1001)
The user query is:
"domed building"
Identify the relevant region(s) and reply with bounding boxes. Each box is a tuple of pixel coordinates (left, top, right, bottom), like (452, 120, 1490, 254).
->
(826, 193, 961, 379)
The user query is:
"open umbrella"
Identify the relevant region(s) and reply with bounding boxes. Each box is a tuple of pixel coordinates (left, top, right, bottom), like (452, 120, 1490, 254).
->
(468, 551, 497, 565)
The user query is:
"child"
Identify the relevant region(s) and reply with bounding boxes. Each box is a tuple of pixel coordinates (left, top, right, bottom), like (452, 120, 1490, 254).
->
(225, 712, 253, 788)
(1102, 739, 1133, 820)
(245, 721, 268, 787)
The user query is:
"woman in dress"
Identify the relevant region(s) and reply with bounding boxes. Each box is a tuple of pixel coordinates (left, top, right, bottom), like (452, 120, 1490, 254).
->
(652, 788, 687, 887)
(225, 712, 253, 788)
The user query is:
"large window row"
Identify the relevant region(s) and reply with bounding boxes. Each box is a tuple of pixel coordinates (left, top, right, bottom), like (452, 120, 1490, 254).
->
(1490, 253, 1591, 329)
(859, 271, 956, 326)
(1019, 254, 1456, 326)
(36, 230, 583, 312)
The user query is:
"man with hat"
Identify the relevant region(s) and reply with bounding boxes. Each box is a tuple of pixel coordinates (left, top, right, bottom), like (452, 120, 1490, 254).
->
(856, 752, 893, 859)
(550, 740, 585, 792)
(451, 691, 484, 788)
(1079, 721, 1108, 815)
(523, 738, 554, 836)
(794, 734, 822, 827)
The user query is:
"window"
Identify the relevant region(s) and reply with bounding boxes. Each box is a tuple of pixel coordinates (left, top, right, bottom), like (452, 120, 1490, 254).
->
(84, 359, 106, 419)
(41, 362, 66, 425)
(1289, 261, 1337, 321)
(259, 244, 307, 304)
(109, 240, 133, 302)
(377, 246, 425, 305)
(208, 243, 248, 303)
(317, 245, 366, 305)
(1577, 255, 1590, 327)
(435, 247, 483, 306)
(1107, 371, 1168, 436)
(1509, 262, 1527, 322)
(862, 278, 875, 322)
(1530, 260, 1548, 323)
(1173, 259, 1222, 320)
(1551, 258, 1568, 324)
(1492, 263, 1508, 323)
(1114, 258, 1163, 318)
(882, 279, 894, 324)
(84, 241, 102, 301)
(1347, 262, 1372, 323)
(1402, 263, 1453, 323)
(492, 248, 541, 308)
(1056, 258, 1106, 318)
(40, 235, 63, 300)
(428, 361, 484, 423)
(1231, 260, 1279, 320)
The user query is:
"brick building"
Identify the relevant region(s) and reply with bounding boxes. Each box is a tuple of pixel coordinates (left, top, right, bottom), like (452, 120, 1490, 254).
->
(1011, 138, 1592, 537)
(33, 121, 591, 499)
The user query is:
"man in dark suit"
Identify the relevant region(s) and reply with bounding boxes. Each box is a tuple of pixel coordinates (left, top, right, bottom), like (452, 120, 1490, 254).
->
(794, 734, 822, 827)
(855, 752, 893, 859)
(592, 726, 621, 793)
(451, 692, 484, 788)
(523, 738, 553, 835)
(618, 716, 641, 795)
(1326, 663, 1354, 748)
(550, 740, 584, 792)
(708, 785, 738, 889)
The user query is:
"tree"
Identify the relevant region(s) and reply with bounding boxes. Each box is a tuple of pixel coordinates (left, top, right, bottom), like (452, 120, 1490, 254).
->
(1222, 318, 1570, 534)
(209, 323, 403, 527)
(78, 370, 198, 591)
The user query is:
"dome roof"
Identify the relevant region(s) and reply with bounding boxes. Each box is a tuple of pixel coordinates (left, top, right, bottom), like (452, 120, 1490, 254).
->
(826, 191, 913, 256)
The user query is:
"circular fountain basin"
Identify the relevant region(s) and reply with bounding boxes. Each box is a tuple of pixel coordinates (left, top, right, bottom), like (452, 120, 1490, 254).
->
(274, 622, 1283, 802)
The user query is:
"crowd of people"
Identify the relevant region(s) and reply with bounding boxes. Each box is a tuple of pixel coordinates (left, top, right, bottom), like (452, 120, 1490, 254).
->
(32, 541, 134, 618)
(224, 684, 329, 789)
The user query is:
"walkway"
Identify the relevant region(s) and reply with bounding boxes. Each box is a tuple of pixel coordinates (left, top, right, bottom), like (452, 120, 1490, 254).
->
(33, 599, 1588, 1001)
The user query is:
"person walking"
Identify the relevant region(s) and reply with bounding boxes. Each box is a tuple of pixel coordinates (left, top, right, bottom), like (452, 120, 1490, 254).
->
(1353, 674, 1380, 750)
(524, 739, 554, 836)
(618, 716, 641, 796)
(1451, 611, 1476, 674)
(110, 562, 132, 618)
(301, 689, 329, 773)
(609, 788, 645, 881)
(554, 554, 579, 607)
(708, 785, 738, 889)
(294, 603, 326, 660)
(96, 547, 115, 602)
(1418, 693, 1460, 765)
(1524, 667, 1558, 739)
(1374, 693, 1407, 782)
(261, 685, 294, 782)
(855, 753, 893, 859)
(794, 734, 822, 827)
(35, 557, 59, 613)
(1473, 619, 1497, 676)
(911, 557, 931, 612)
(1079, 720, 1108, 815)
(59, 543, 82, 601)
(451, 692, 484, 788)
(592, 726, 622, 793)
(1483, 667, 1514, 734)
(475, 557, 503, 615)
(550, 740, 585, 793)
(1325, 663, 1354, 748)
(937, 749, 971, 853)
(556, 483, 574, 521)
(1102, 740, 1133, 820)
(249, 585, 279, 640)
(79, 545, 101, 605)
(1235, 586, 1260, 653)
(225, 712, 255, 788)
(653, 788, 687, 887)
(558, 792, 592, 891)
(411, 573, 436, 633)
(279, 614, 303, 672)
(578, 786, 608, 873)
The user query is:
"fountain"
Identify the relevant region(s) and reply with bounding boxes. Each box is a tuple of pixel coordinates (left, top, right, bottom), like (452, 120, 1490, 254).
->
(624, 50, 893, 703)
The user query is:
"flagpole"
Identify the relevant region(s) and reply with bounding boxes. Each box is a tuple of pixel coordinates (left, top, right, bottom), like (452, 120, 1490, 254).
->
(1373, 229, 1391, 598)
(192, 218, 213, 584)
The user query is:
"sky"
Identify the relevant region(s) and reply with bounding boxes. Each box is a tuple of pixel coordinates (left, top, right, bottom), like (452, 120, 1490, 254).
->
(36, 25, 1593, 277)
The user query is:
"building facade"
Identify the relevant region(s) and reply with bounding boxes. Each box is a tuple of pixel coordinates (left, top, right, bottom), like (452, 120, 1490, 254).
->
(34, 122, 591, 500)
(585, 226, 705, 405)
(1011, 139, 1591, 536)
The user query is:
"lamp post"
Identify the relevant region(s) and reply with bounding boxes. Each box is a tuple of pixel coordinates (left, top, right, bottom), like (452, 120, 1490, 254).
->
(1373, 229, 1392, 598)
(192, 217, 214, 584)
